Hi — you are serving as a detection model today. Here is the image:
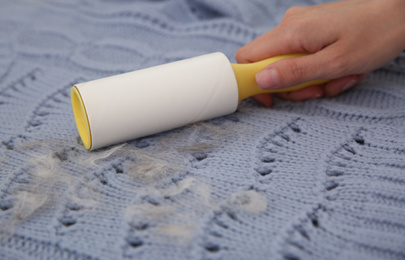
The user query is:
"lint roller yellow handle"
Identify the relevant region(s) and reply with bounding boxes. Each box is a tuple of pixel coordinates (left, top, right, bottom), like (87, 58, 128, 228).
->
(232, 53, 328, 101)
(72, 52, 327, 150)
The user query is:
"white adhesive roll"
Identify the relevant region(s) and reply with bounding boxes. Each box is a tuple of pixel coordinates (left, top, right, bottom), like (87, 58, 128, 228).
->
(72, 52, 239, 150)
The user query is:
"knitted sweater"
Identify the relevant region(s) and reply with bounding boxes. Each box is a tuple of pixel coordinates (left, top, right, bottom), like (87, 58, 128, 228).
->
(0, 0, 404, 259)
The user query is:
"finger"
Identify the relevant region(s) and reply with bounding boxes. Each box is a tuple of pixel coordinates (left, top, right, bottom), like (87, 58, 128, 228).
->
(255, 45, 348, 90)
(252, 93, 274, 107)
(324, 73, 369, 97)
(236, 25, 305, 64)
(276, 85, 324, 102)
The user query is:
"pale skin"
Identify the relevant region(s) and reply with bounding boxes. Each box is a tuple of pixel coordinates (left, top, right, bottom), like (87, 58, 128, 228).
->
(236, 0, 405, 107)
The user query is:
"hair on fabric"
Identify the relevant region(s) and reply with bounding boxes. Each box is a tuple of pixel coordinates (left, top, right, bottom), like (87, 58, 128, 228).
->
(2, 119, 254, 245)
(13, 191, 48, 220)
(15, 149, 69, 220)
(158, 176, 197, 197)
(127, 151, 182, 183)
(160, 122, 230, 152)
(229, 190, 267, 213)
(156, 224, 197, 245)
(81, 143, 127, 167)
(193, 182, 213, 207)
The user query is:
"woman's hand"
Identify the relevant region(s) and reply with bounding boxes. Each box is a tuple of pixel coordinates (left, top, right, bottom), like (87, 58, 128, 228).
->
(236, 0, 405, 106)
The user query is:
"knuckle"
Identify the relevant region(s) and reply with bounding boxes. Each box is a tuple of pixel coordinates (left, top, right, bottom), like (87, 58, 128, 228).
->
(284, 30, 301, 49)
(324, 51, 351, 79)
(284, 6, 306, 17)
(285, 59, 306, 84)
(279, 17, 306, 43)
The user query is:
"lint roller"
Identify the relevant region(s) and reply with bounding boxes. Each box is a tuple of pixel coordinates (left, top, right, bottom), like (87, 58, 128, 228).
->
(71, 52, 327, 150)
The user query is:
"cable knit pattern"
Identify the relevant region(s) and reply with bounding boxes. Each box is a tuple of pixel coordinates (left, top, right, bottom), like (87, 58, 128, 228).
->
(0, 0, 404, 259)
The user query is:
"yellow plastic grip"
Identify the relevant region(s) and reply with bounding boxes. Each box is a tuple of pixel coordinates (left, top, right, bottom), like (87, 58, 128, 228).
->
(231, 53, 328, 101)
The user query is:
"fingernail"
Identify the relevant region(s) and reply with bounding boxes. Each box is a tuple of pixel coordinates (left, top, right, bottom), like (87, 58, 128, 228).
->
(256, 69, 280, 89)
(342, 79, 357, 92)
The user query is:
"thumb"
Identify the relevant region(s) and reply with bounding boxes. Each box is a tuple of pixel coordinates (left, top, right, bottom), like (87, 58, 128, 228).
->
(255, 51, 339, 89)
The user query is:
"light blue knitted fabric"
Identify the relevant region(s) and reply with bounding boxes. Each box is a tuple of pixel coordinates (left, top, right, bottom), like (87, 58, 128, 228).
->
(1, 0, 404, 259)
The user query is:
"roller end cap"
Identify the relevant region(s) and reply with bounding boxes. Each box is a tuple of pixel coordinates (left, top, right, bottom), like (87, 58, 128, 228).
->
(71, 86, 92, 150)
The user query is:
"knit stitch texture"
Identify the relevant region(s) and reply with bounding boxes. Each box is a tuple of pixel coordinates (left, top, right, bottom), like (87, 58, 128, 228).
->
(0, 0, 404, 259)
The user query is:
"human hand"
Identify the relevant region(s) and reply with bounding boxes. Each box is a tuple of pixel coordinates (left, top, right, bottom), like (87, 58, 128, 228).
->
(236, 0, 405, 106)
